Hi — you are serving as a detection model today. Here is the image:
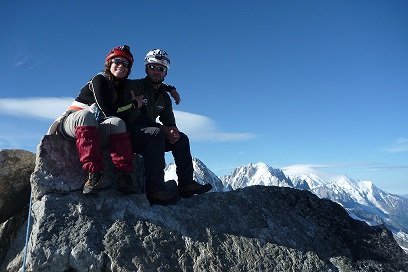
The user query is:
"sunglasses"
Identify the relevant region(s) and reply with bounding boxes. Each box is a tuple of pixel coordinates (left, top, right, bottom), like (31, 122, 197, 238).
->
(112, 58, 130, 68)
(147, 64, 167, 72)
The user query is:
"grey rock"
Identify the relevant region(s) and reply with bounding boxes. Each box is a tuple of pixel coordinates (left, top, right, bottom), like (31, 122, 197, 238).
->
(31, 135, 145, 200)
(0, 207, 28, 268)
(3, 187, 408, 272)
(1, 136, 408, 272)
(0, 149, 35, 223)
(226, 162, 408, 251)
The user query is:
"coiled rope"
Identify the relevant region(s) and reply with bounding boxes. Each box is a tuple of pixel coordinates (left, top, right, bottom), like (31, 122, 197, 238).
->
(22, 190, 33, 272)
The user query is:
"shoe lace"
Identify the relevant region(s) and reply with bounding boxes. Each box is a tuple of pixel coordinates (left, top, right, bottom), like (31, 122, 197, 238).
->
(89, 172, 102, 185)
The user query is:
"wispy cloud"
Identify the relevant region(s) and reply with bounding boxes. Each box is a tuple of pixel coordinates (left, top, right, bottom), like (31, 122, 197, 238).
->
(0, 97, 72, 120)
(385, 138, 408, 153)
(11, 56, 42, 70)
(283, 162, 408, 177)
(13, 57, 28, 67)
(282, 164, 341, 179)
(174, 111, 256, 142)
(364, 164, 408, 171)
(0, 97, 256, 143)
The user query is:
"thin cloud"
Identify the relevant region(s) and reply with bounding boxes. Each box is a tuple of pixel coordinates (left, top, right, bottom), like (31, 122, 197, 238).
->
(282, 164, 339, 179)
(174, 111, 256, 142)
(385, 138, 408, 153)
(283, 162, 408, 176)
(0, 97, 256, 143)
(11, 56, 42, 70)
(365, 164, 408, 171)
(0, 97, 72, 120)
(13, 57, 28, 67)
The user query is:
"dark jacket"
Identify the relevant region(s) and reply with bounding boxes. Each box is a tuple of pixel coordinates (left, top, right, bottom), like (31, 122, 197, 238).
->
(47, 72, 135, 135)
(124, 77, 176, 127)
(75, 72, 134, 120)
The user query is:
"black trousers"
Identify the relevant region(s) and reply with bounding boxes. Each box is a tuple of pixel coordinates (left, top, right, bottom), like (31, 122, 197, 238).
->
(128, 125, 194, 193)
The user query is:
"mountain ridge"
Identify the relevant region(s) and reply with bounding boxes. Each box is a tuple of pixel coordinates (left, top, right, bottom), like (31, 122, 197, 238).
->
(1, 138, 408, 271)
(171, 160, 408, 251)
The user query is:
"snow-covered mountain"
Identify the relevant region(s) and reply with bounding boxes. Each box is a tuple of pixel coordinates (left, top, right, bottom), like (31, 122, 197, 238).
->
(283, 165, 408, 233)
(165, 160, 408, 250)
(221, 162, 293, 189)
(164, 157, 225, 192)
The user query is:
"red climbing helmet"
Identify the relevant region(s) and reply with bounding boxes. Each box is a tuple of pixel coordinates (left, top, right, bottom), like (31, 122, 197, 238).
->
(105, 45, 134, 67)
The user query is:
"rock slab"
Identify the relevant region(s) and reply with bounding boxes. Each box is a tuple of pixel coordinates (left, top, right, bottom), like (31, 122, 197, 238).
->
(31, 135, 145, 200)
(0, 149, 35, 223)
(1, 136, 408, 272)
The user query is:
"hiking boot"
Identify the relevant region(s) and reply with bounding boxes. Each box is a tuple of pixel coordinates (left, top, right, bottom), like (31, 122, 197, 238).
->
(117, 172, 138, 195)
(83, 172, 102, 195)
(146, 190, 180, 206)
(178, 181, 213, 198)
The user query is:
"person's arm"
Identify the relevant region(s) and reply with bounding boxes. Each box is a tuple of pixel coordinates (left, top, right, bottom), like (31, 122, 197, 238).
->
(159, 92, 180, 143)
(164, 84, 181, 105)
(158, 92, 176, 126)
(89, 74, 117, 117)
(161, 125, 180, 144)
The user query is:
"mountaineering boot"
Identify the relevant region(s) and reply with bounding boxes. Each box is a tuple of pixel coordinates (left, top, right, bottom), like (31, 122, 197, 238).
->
(109, 132, 134, 173)
(146, 191, 180, 206)
(178, 181, 213, 198)
(146, 183, 180, 206)
(83, 172, 103, 195)
(75, 126, 104, 173)
(117, 171, 138, 194)
(109, 132, 137, 194)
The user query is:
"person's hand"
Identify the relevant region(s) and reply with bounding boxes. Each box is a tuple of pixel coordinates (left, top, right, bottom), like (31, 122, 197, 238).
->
(131, 90, 144, 108)
(170, 88, 181, 105)
(162, 126, 180, 144)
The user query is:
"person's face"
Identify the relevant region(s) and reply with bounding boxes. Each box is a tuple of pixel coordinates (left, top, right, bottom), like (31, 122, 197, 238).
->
(146, 64, 167, 84)
(110, 57, 130, 79)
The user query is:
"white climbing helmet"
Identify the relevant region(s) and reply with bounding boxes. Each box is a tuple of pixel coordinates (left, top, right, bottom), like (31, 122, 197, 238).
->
(144, 49, 170, 69)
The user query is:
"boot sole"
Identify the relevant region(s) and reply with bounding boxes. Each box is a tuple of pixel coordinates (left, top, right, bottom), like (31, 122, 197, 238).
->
(179, 183, 213, 198)
(83, 185, 102, 195)
(147, 195, 180, 206)
(83, 188, 97, 195)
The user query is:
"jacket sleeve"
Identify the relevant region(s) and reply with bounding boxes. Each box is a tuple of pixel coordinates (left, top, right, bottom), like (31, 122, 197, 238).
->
(163, 83, 175, 92)
(89, 74, 116, 117)
(116, 79, 145, 124)
(159, 92, 176, 126)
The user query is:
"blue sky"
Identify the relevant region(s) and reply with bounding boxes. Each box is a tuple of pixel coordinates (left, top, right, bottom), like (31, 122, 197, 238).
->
(1, 1, 407, 195)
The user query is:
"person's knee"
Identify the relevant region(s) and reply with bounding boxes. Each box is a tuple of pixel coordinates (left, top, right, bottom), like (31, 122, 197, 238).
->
(77, 110, 98, 127)
(142, 127, 163, 137)
(145, 128, 165, 152)
(166, 132, 189, 152)
(152, 128, 165, 144)
(178, 132, 189, 145)
(105, 117, 127, 134)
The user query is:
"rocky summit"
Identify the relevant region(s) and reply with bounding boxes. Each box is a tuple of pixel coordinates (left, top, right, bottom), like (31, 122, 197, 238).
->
(0, 149, 35, 224)
(1, 135, 407, 272)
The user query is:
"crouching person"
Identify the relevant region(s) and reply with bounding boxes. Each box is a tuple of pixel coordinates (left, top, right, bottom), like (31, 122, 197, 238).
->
(47, 45, 137, 195)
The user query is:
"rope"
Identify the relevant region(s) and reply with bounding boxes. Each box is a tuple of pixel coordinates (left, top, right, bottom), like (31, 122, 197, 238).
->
(22, 189, 33, 272)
